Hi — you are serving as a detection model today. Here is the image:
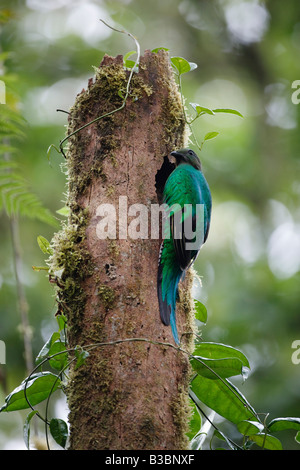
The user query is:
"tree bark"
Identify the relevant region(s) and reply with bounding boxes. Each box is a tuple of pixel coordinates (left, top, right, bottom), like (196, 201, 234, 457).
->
(50, 50, 196, 450)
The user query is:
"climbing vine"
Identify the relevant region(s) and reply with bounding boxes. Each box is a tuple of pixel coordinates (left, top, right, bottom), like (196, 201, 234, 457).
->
(1, 301, 300, 449)
(48, 20, 141, 160)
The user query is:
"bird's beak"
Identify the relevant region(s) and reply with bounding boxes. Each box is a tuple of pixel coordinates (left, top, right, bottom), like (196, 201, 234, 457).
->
(170, 150, 183, 167)
(170, 151, 180, 158)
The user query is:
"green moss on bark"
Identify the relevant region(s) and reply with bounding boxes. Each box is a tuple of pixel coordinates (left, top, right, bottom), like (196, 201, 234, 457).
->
(48, 206, 93, 340)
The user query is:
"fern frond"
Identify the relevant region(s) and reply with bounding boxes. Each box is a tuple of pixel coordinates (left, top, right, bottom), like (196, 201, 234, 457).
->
(0, 119, 26, 140)
(0, 63, 57, 227)
(0, 144, 18, 155)
(0, 160, 58, 227)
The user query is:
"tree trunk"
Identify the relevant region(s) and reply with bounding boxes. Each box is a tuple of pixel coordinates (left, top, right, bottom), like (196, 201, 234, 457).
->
(50, 50, 196, 450)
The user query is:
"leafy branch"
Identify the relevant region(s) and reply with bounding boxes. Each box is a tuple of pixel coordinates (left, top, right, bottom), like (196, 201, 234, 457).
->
(0, 160, 57, 226)
(170, 56, 243, 152)
(0, 101, 57, 226)
(1, 308, 300, 450)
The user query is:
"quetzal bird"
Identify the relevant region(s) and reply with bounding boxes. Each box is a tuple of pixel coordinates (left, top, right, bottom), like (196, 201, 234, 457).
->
(157, 148, 212, 344)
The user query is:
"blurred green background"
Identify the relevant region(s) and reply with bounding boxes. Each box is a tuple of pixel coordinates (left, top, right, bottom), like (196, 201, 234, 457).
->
(0, 0, 299, 450)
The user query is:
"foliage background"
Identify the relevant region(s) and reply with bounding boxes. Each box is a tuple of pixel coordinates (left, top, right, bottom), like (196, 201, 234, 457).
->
(0, 0, 299, 449)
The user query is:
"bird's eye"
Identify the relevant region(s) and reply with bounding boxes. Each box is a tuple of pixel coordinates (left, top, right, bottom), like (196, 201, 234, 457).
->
(188, 150, 193, 155)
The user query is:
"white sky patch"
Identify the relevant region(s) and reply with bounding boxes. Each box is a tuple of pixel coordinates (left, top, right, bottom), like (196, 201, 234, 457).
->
(266, 199, 300, 279)
(233, 211, 264, 264)
(208, 201, 264, 264)
(267, 222, 300, 279)
(26, 0, 74, 11)
(23, 1, 112, 46)
(23, 77, 90, 125)
(224, 1, 270, 45)
(265, 83, 297, 130)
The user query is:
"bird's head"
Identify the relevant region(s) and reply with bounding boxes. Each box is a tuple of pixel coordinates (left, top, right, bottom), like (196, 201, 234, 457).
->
(170, 148, 202, 170)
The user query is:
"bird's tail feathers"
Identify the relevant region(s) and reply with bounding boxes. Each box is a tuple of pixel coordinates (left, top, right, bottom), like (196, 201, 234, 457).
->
(170, 306, 180, 345)
(157, 245, 182, 344)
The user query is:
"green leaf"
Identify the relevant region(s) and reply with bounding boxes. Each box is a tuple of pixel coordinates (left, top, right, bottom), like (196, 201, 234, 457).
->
(193, 342, 250, 369)
(56, 206, 70, 217)
(187, 400, 202, 441)
(190, 374, 257, 425)
(37, 235, 53, 255)
(212, 108, 244, 118)
(248, 433, 283, 450)
(49, 418, 68, 449)
(237, 420, 265, 436)
(48, 341, 68, 371)
(268, 417, 300, 433)
(213, 429, 226, 442)
(203, 131, 219, 142)
(190, 103, 214, 116)
(47, 143, 60, 161)
(125, 60, 139, 71)
(190, 356, 245, 380)
(36, 334, 67, 371)
(123, 50, 136, 61)
(36, 332, 60, 365)
(194, 300, 207, 323)
(200, 131, 220, 150)
(188, 62, 197, 72)
(123, 51, 139, 72)
(56, 313, 67, 332)
(74, 346, 89, 370)
(211, 429, 237, 450)
(151, 47, 169, 53)
(189, 390, 238, 450)
(171, 56, 197, 75)
(0, 372, 61, 412)
(23, 410, 38, 450)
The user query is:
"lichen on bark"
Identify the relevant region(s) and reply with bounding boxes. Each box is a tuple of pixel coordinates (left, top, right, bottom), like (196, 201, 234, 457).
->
(49, 49, 196, 450)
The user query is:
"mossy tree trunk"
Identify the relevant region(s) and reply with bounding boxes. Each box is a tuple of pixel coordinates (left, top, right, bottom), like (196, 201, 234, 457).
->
(50, 50, 196, 450)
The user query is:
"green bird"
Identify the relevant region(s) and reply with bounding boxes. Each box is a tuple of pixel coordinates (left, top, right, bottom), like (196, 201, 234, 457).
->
(157, 148, 212, 344)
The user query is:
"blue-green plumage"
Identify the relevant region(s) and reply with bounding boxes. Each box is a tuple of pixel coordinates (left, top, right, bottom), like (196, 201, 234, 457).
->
(157, 148, 212, 344)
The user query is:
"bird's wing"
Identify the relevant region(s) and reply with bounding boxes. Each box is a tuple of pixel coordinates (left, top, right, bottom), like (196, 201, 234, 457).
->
(170, 211, 196, 271)
(164, 166, 211, 271)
